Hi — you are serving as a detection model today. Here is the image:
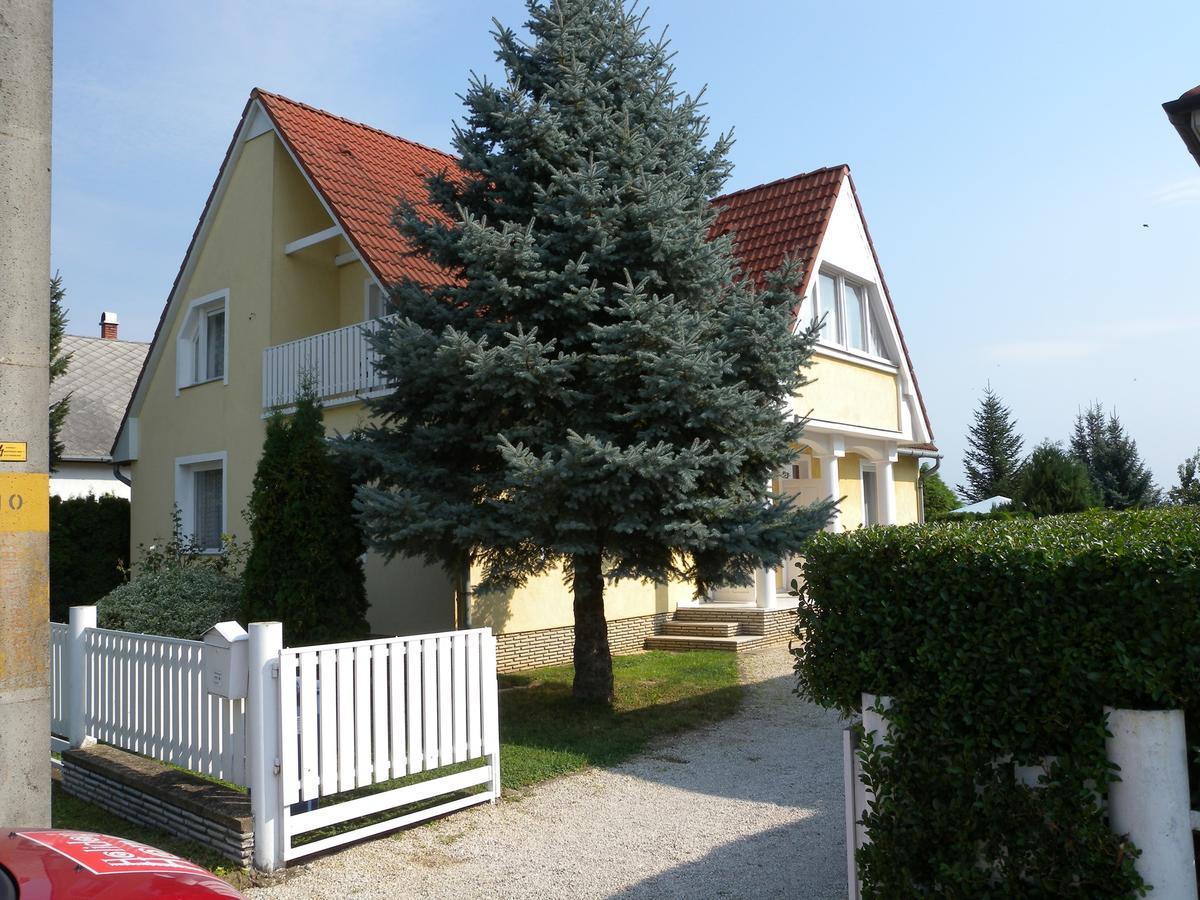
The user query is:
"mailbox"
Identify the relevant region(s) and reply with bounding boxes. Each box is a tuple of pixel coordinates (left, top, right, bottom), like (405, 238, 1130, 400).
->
(202, 621, 249, 699)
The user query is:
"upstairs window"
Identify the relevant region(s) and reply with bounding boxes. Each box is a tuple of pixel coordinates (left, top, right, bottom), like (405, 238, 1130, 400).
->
(365, 281, 388, 320)
(813, 271, 891, 362)
(178, 291, 229, 389)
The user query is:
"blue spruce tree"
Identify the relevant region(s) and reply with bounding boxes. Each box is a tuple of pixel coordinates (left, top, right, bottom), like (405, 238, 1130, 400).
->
(344, 0, 832, 701)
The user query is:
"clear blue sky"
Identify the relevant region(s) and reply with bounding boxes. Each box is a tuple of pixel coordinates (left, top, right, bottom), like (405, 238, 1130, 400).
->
(52, 0, 1200, 494)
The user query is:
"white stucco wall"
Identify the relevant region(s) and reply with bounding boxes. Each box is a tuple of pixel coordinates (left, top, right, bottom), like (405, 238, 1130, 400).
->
(50, 462, 129, 500)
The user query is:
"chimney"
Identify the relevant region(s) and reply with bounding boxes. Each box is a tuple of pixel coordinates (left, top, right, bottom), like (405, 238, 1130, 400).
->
(100, 311, 119, 340)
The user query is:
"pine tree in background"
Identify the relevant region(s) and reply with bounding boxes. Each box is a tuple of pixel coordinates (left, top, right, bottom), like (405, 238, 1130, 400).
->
(958, 386, 1023, 503)
(49, 273, 72, 471)
(1069, 403, 1160, 509)
(344, 0, 832, 702)
(1014, 441, 1097, 517)
(921, 468, 959, 519)
(1169, 448, 1200, 506)
(244, 384, 369, 644)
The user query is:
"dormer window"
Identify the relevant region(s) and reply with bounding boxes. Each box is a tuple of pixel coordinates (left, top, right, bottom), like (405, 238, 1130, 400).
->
(814, 271, 890, 361)
(177, 290, 229, 390)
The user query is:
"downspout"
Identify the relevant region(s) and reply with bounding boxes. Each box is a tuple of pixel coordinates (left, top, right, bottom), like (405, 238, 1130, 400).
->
(112, 461, 132, 487)
(897, 448, 941, 525)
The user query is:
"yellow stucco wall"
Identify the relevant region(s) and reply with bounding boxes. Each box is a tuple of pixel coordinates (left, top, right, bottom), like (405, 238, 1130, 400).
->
(895, 455, 921, 525)
(837, 453, 864, 529)
(803, 354, 899, 432)
(469, 561, 689, 634)
(130, 132, 278, 557)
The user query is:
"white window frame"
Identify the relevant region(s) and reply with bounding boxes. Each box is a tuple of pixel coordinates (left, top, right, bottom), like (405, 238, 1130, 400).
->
(175, 451, 228, 553)
(364, 278, 387, 321)
(176, 289, 230, 392)
(812, 268, 891, 363)
(861, 463, 879, 527)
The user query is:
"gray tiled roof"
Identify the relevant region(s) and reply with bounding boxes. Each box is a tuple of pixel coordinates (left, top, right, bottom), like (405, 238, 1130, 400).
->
(51, 335, 149, 462)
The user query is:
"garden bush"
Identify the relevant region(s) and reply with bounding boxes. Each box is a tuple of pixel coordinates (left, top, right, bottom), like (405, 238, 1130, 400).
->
(794, 507, 1200, 897)
(96, 509, 247, 640)
(49, 494, 130, 622)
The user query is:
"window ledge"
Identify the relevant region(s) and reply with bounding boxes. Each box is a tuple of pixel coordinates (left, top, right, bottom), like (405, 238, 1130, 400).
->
(813, 342, 898, 374)
(179, 376, 225, 391)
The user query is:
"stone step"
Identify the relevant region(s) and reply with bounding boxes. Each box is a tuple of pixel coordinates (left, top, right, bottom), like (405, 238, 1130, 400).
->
(643, 633, 777, 653)
(662, 620, 740, 637)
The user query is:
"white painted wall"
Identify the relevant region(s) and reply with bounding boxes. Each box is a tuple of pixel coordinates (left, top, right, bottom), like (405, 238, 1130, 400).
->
(50, 462, 129, 500)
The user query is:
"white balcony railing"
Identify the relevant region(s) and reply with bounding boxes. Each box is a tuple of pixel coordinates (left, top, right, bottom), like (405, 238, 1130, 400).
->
(262, 317, 393, 409)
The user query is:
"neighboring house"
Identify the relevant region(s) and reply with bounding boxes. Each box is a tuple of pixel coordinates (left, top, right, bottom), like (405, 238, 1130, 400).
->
(50, 312, 148, 499)
(112, 90, 936, 666)
(950, 496, 1012, 515)
(1163, 84, 1200, 165)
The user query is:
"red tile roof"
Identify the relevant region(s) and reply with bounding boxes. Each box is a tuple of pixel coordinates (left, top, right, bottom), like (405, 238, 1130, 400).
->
(255, 90, 459, 288)
(710, 166, 846, 297)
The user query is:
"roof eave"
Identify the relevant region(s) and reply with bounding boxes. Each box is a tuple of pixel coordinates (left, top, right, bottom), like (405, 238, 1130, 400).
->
(1163, 89, 1200, 168)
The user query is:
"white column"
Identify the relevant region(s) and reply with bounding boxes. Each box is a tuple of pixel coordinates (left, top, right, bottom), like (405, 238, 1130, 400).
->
(248, 621, 285, 871)
(753, 567, 776, 608)
(877, 459, 896, 526)
(67, 606, 97, 749)
(820, 454, 841, 532)
(1105, 707, 1198, 898)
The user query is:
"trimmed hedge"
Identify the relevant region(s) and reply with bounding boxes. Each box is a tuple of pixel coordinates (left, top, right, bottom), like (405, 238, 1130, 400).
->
(794, 508, 1200, 897)
(50, 494, 130, 622)
(97, 567, 243, 640)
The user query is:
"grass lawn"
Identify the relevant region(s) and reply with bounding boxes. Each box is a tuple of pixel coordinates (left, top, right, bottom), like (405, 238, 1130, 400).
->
(498, 649, 742, 790)
(51, 648, 742, 878)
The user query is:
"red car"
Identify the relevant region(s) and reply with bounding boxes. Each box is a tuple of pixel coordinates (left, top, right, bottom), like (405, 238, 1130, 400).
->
(0, 829, 244, 898)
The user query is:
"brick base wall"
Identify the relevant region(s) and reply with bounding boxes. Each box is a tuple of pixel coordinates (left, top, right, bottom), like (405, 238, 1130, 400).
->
(496, 610, 670, 673)
(61, 745, 252, 866)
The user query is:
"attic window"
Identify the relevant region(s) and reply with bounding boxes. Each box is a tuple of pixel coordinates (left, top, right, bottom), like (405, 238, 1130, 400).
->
(177, 290, 229, 390)
(814, 270, 891, 362)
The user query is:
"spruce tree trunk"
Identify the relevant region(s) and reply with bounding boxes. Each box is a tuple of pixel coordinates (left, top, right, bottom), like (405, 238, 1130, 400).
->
(571, 551, 613, 703)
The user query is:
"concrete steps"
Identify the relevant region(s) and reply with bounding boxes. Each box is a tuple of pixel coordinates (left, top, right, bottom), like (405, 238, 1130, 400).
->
(661, 620, 739, 637)
(643, 633, 775, 653)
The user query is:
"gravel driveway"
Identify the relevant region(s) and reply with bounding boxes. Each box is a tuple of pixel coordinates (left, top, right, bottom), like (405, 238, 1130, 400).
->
(248, 644, 847, 900)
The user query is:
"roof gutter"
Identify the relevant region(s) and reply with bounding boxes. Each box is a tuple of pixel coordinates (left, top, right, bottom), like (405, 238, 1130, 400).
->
(899, 447, 942, 525)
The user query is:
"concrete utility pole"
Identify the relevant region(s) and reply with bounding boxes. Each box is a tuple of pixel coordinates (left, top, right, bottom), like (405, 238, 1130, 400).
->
(0, 0, 53, 825)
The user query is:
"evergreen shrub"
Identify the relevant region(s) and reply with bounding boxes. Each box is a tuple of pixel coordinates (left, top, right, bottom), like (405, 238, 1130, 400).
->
(97, 567, 242, 639)
(49, 494, 130, 622)
(794, 508, 1200, 897)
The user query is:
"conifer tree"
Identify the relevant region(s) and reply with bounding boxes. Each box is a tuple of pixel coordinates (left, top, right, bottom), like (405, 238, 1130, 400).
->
(1168, 448, 1200, 506)
(345, 0, 832, 701)
(244, 384, 369, 644)
(958, 386, 1023, 503)
(1069, 403, 1160, 509)
(49, 273, 71, 471)
(1014, 441, 1097, 517)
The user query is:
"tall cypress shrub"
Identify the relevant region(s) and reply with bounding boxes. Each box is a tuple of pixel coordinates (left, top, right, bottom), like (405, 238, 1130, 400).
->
(344, 0, 831, 702)
(244, 386, 368, 644)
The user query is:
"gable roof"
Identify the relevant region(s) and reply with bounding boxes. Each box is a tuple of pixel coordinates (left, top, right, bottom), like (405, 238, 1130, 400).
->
(711, 166, 846, 298)
(116, 90, 934, 456)
(712, 167, 934, 443)
(53, 335, 149, 462)
(254, 90, 458, 288)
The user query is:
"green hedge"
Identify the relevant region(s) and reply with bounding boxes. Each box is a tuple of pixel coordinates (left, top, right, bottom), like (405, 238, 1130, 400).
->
(49, 494, 130, 622)
(794, 508, 1200, 897)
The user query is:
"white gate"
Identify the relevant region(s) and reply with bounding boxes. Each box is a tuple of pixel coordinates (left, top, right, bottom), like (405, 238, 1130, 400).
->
(248, 624, 501, 868)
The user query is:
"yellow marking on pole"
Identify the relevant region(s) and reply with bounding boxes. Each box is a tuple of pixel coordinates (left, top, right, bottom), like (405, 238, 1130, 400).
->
(0, 474, 49, 532)
(0, 442, 28, 462)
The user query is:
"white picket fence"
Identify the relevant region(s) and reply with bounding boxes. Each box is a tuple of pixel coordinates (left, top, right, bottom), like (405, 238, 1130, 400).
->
(261, 317, 393, 409)
(83, 627, 248, 785)
(50, 608, 501, 871)
(50, 622, 68, 752)
(270, 629, 501, 863)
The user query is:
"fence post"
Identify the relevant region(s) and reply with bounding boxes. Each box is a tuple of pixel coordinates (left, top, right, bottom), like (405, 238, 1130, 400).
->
(483, 631, 501, 799)
(66, 606, 96, 748)
(248, 622, 284, 872)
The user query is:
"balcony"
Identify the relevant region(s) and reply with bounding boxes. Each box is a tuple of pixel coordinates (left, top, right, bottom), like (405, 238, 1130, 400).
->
(262, 318, 392, 409)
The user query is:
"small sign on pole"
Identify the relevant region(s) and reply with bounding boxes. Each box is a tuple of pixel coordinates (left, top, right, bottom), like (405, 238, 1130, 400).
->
(0, 441, 28, 462)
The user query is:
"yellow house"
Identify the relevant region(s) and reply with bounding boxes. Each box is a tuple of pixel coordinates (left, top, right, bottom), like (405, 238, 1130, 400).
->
(112, 90, 936, 669)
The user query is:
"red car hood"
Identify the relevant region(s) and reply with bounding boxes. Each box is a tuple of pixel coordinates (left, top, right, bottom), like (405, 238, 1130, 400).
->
(0, 829, 243, 899)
